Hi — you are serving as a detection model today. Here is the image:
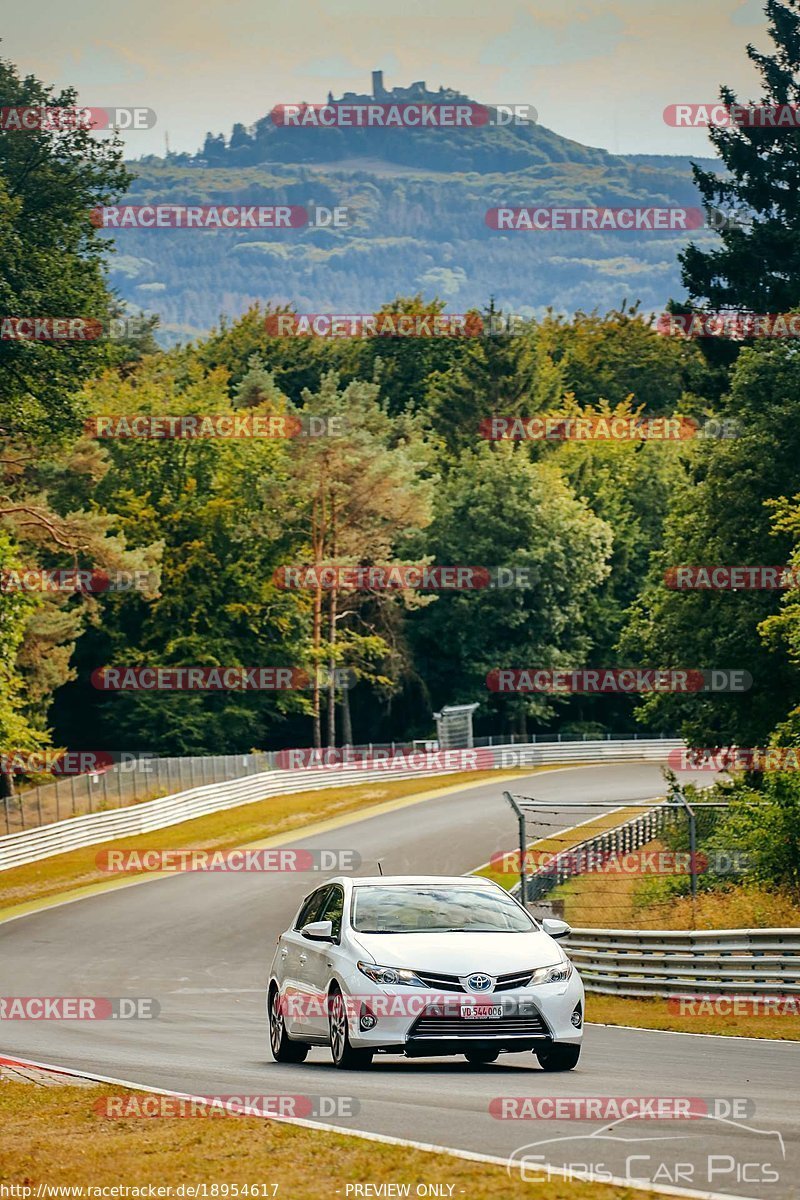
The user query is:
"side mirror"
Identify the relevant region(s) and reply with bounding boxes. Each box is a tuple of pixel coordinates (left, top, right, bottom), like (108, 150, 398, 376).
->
(301, 919, 334, 942)
(541, 918, 571, 940)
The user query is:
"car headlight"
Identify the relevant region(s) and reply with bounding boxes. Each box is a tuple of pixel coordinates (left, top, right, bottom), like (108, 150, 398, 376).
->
(528, 961, 573, 985)
(356, 961, 426, 986)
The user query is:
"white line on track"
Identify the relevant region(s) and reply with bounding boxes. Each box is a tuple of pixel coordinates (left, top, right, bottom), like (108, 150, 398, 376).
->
(0, 1051, 766, 1200)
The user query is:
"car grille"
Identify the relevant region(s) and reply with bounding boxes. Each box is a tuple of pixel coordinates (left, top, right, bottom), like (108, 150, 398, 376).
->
(495, 969, 536, 991)
(413, 970, 463, 992)
(409, 1007, 548, 1039)
(413, 968, 534, 993)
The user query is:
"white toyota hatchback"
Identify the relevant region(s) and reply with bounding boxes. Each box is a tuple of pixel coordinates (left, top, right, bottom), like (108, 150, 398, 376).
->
(267, 875, 584, 1070)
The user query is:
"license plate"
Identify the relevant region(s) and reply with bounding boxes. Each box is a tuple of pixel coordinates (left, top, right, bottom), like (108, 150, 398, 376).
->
(460, 1004, 503, 1019)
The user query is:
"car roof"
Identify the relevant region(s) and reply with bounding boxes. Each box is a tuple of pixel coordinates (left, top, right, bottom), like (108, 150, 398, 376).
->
(326, 875, 503, 888)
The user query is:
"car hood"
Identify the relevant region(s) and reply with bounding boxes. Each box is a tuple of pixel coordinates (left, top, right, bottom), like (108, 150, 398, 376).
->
(349, 929, 564, 975)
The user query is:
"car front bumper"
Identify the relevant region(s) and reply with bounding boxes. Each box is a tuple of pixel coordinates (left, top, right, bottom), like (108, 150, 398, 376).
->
(343, 971, 584, 1053)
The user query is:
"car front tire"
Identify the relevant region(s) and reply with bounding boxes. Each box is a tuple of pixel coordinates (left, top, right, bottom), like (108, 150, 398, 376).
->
(328, 987, 373, 1070)
(536, 1043, 581, 1071)
(268, 985, 310, 1063)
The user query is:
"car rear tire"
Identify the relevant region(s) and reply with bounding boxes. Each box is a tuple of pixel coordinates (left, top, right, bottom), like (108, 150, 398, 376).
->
(536, 1043, 581, 1071)
(329, 987, 373, 1070)
(464, 1049, 500, 1065)
(268, 986, 309, 1063)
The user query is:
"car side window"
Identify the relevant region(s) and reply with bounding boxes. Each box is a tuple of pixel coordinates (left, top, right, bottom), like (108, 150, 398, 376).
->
(294, 886, 330, 931)
(318, 885, 344, 941)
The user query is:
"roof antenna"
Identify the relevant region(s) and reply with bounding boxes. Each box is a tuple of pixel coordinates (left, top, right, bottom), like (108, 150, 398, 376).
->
(377, 860, 384, 876)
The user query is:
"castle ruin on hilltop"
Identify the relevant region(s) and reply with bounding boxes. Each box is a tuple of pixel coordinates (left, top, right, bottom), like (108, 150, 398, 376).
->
(327, 71, 468, 106)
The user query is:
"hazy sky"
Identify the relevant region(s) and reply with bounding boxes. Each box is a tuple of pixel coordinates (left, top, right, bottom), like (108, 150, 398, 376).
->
(2, 0, 772, 159)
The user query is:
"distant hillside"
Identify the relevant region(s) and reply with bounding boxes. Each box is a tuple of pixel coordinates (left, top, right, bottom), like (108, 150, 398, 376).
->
(185, 71, 620, 176)
(111, 74, 724, 344)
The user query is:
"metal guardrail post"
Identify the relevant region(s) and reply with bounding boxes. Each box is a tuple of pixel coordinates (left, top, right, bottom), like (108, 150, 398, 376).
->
(672, 785, 698, 926)
(503, 791, 529, 905)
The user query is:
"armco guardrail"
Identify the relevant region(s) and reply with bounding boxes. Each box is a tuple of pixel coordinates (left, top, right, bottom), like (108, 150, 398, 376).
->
(2, 753, 272, 835)
(564, 927, 800, 998)
(3, 733, 679, 835)
(0, 739, 682, 872)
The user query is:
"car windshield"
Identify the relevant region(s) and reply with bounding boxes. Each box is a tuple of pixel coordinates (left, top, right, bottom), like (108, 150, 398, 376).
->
(351, 885, 534, 933)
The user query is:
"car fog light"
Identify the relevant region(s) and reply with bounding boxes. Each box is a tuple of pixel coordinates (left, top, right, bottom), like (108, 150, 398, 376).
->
(571, 1002, 583, 1028)
(360, 1005, 377, 1031)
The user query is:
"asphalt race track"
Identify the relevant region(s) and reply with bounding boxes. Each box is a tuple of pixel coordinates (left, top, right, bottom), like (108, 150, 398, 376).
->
(1, 763, 797, 1199)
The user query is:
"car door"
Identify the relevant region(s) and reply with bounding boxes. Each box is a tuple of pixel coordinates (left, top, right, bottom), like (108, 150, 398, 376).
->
(301, 884, 345, 1039)
(279, 885, 331, 1038)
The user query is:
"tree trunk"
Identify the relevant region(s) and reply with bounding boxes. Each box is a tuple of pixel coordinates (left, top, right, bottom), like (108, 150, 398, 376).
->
(312, 582, 322, 748)
(340, 685, 353, 747)
(0, 765, 13, 800)
(327, 584, 337, 748)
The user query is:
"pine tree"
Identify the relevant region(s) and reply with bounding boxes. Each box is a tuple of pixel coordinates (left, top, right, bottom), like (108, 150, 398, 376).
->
(680, 0, 800, 310)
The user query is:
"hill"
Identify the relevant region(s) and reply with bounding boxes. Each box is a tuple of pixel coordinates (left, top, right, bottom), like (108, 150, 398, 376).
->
(109, 74, 723, 343)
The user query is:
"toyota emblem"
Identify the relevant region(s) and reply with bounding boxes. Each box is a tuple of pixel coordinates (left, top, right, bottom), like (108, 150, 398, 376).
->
(465, 972, 494, 993)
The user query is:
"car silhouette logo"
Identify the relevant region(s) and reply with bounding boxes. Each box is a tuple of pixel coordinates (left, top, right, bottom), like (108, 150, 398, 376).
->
(465, 973, 494, 992)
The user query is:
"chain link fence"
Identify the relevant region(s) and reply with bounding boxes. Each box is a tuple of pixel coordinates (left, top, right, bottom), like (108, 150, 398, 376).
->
(2, 754, 271, 835)
(3, 732, 676, 836)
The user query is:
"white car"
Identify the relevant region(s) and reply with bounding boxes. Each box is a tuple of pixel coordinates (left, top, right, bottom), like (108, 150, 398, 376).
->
(267, 874, 584, 1070)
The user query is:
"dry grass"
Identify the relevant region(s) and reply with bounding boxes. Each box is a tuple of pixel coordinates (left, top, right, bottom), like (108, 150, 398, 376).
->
(0, 1081, 641, 1199)
(474, 807, 642, 890)
(586, 993, 800, 1040)
(548, 840, 800, 930)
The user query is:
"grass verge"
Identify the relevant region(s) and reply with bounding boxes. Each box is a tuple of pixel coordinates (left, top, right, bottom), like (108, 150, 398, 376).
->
(0, 1081, 640, 1199)
(474, 806, 641, 889)
(586, 992, 800, 1040)
(551, 852, 800, 930)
